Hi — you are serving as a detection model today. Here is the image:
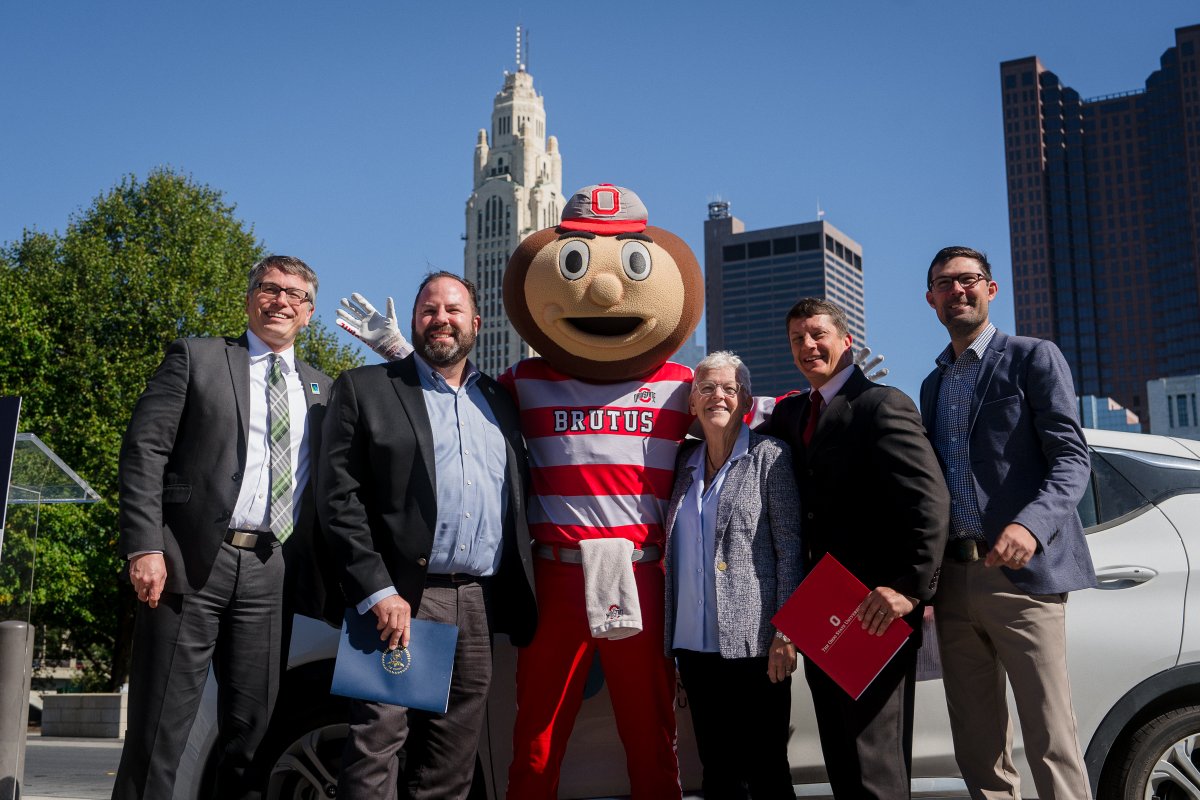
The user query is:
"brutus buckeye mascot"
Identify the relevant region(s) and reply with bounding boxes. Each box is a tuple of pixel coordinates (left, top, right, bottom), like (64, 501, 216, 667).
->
(340, 184, 702, 798)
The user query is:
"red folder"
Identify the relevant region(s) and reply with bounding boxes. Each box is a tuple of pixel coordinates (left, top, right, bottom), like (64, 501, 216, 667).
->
(771, 554, 912, 700)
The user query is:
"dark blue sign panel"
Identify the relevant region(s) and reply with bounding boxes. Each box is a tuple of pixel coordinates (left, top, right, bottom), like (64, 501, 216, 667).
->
(0, 397, 22, 556)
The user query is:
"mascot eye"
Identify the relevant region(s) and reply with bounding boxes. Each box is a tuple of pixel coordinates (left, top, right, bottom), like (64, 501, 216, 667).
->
(621, 241, 652, 282)
(559, 240, 590, 281)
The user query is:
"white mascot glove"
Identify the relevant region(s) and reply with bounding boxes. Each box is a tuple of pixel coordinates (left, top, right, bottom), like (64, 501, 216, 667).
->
(336, 293, 413, 361)
(855, 346, 888, 382)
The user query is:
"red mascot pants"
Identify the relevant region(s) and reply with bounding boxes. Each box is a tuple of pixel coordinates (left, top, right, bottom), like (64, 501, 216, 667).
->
(506, 556, 681, 799)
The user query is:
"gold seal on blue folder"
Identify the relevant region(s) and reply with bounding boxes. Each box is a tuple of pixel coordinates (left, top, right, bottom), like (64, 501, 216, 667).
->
(331, 610, 458, 713)
(382, 647, 411, 675)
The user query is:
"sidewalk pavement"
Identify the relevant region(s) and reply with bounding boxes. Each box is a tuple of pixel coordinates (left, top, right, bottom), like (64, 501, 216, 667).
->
(19, 732, 970, 799)
(23, 733, 121, 800)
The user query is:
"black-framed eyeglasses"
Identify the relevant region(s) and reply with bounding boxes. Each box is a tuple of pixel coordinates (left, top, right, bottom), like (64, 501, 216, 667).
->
(695, 381, 742, 397)
(254, 281, 311, 305)
(929, 273, 988, 293)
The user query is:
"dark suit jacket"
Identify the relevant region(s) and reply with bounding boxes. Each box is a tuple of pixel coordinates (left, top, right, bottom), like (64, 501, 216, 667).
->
(919, 329, 1097, 596)
(760, 366, 949, 637)
(118, 334, 335, 619)
(318, 354, 537, 647)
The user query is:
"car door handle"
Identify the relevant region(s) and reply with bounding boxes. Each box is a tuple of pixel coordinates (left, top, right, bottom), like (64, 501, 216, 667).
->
(1094, 565, 1158, 588)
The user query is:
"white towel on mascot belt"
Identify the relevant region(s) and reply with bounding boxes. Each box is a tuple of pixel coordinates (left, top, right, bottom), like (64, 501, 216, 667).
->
(580, 538, 643, 639)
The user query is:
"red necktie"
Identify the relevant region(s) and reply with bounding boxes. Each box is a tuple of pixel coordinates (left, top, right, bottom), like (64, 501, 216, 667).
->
(803, 391, 824, 446)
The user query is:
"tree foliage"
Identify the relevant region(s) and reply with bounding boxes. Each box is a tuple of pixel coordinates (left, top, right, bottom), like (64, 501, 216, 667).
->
(0, 168, 362, 688)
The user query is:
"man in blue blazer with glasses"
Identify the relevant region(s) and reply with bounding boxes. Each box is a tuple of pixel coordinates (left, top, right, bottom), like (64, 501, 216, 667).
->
(920, 245, 1097, 800)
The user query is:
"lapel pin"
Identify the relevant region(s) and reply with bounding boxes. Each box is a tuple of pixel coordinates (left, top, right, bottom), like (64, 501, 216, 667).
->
(309, 382, 321, 395)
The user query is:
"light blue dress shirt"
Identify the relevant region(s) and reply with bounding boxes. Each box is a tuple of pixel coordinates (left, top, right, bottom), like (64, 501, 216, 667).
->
(356, 354, 509, 614)
(671, 424, 750, 653)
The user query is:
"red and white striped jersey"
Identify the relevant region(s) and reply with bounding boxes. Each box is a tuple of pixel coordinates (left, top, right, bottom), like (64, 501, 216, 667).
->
(499, 358, 694, 547)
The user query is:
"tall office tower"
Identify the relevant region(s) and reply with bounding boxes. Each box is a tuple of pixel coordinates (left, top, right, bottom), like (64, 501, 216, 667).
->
(1001, 24, 1200, 425)
(464, 27, 564, 377)
(704, 201, 866, 398)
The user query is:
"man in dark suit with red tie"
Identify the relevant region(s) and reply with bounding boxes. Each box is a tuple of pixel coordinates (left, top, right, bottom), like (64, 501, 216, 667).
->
(758, 297, 949, 798)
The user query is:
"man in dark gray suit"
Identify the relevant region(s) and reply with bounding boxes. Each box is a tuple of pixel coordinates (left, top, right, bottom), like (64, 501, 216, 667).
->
(319, 272, 536, 800)
(920, 246, 1096, 800)
(114, 255, 332, 800)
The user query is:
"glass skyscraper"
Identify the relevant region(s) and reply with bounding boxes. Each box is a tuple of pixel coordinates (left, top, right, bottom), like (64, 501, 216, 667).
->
(1001, 24, 1200, 426)
(703, 201, 866, 399)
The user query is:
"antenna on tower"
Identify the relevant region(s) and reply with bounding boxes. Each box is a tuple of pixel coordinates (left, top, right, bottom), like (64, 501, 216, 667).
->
(515, 25, 528, 72)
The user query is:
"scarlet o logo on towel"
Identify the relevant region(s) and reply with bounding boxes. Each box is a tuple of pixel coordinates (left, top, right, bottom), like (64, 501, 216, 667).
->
(591, 185, 621, 216)
(829, 615, 841, 627)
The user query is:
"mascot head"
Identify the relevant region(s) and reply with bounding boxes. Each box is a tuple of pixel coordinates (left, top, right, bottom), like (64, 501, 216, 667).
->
(503, 183, 704, 381)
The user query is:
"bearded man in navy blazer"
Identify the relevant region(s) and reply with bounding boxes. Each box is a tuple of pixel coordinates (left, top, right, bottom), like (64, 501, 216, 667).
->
(114, 255, 333, 800)
(920, 246, 1096, 800)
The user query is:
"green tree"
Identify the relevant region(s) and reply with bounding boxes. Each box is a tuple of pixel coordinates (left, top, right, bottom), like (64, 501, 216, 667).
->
(0, 168, 362, 688)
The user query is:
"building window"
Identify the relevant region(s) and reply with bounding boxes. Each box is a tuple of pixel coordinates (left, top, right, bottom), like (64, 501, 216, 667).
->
(1178, 394, 1190, 427)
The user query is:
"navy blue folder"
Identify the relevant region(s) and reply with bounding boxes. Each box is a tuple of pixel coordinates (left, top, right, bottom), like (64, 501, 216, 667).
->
(330, 610, 459, 714)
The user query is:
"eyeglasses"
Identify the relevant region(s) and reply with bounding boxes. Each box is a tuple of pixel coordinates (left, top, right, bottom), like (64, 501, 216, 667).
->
(695, 381, 742, 397)
(254, 281, 311, 305)
(929, 273, 988, 293)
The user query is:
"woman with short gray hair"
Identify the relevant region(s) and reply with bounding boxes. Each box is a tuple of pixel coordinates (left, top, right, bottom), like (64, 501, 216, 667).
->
(663, 351, 802, 798)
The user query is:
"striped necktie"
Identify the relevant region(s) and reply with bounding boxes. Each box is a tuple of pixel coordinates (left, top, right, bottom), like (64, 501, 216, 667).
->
(268, 354, 293, 542)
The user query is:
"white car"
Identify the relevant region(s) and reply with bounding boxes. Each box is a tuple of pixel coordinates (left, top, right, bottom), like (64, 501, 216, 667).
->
(174, 428, 1200, 799)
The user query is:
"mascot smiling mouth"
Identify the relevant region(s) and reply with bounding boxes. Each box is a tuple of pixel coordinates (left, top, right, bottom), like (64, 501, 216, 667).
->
(564, 316, 644, 336)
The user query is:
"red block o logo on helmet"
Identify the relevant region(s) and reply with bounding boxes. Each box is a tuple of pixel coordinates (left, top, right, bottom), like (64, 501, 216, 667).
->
(557, 183, 648, 234)
(591, 185, 621, 216)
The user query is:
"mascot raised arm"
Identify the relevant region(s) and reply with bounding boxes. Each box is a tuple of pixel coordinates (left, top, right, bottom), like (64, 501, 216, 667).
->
(340, 184, 700, 798)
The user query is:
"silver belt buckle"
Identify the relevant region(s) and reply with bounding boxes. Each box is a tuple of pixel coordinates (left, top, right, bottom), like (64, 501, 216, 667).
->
(228, 530, 260, 548)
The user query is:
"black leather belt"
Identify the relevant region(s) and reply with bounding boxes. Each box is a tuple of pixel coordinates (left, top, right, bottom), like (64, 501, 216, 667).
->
(225, 529, 274, 549)
(533, 543, 662, 564)
(946, 538, 988, 563)
(425, 573, 484, 587)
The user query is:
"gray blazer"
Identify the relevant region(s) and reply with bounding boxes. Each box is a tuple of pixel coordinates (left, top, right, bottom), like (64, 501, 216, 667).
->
(920, 329, 1097, 596)
(663, 430, 802, 659)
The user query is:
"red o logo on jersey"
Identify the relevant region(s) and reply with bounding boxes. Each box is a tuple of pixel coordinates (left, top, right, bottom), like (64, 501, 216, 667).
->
(591, 186, 621, 216)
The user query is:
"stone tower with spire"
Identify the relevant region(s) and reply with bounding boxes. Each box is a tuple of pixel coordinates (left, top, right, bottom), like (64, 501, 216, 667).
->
(464, 26, 564, 376)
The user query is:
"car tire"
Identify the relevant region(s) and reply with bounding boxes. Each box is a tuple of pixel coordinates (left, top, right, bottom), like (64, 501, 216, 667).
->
(261, 702, 350, 800)
(245, 659, 351, 800)
(1103, 705, 1200, 799)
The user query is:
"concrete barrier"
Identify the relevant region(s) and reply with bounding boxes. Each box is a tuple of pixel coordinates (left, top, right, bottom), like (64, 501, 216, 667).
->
(40, 694, 126, 738)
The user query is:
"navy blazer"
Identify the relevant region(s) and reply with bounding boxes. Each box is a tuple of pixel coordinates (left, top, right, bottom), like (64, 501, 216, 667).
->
(919, 329, 1097, 596)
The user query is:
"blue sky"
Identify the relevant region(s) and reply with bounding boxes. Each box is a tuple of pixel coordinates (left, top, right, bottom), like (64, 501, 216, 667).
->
(3, 1, 1196, 399)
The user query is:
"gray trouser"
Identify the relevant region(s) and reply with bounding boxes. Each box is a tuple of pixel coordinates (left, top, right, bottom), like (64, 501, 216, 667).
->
(113, 541, 283, 800)
(338, 581, 492, 800)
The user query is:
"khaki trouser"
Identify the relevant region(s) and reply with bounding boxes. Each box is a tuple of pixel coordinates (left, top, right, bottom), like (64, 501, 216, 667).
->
(935, 559, 1092, 800)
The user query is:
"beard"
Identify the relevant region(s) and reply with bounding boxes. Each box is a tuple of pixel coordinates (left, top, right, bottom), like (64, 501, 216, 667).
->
(418, 323, 477, 367)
